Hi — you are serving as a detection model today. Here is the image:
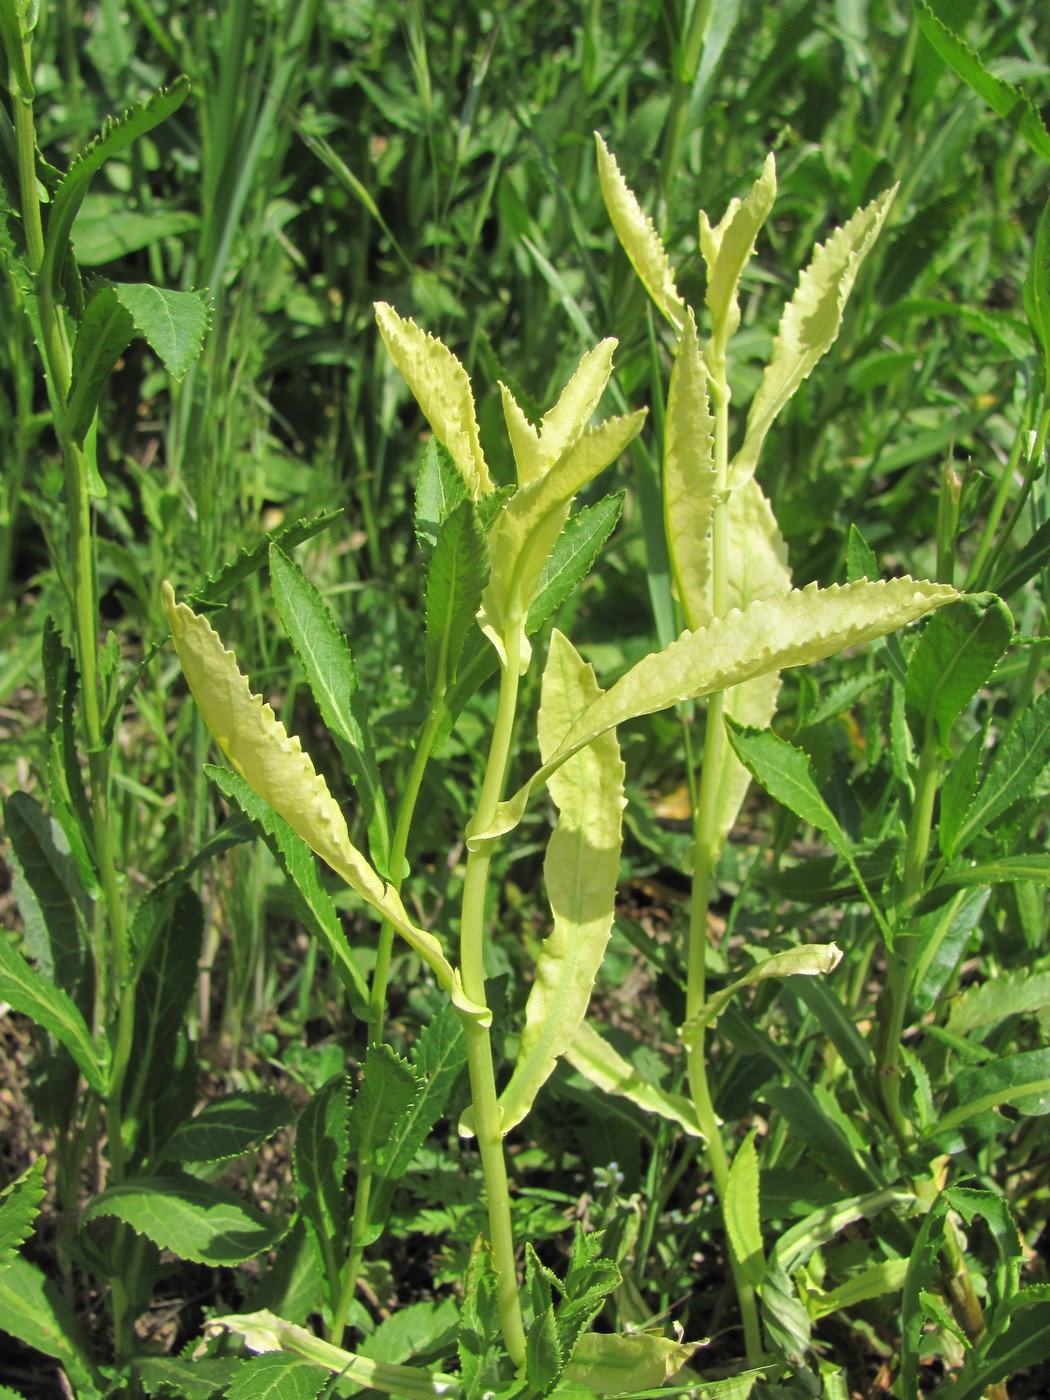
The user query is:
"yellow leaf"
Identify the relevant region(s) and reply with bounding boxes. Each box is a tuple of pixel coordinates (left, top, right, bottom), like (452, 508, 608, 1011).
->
(595, 133, 686, 331)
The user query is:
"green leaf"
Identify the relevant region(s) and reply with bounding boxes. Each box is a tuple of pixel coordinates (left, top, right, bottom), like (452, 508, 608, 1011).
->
(846, 524, 879, 583)
(187, 510, 342, 608)
(992, 517, 1050, 599)
(72, 195, 199, 266)
(358, 1298, 461, 1366)
(65, 282, 135, 445)
(680, 943, 842, 1047)
(476, 578, 956, 845)
(415, 436, 469, 563)
(565, 1021, 703, 1137)
(0, 1157, 47, 1269)
(225, 1353, 329, 1400)
(1023, 191, 1050, 397)
(268, 543, 391, 871)
(947, 969, 1050, 1038)
(109, 282, 210, 380)
(939, 725, 986, 860)
(40, 619, 99, 899)
(294, 1075, 350, 1301)
(373, 1001, 468, 1190)
(699, 152, 777, 347)
(725, 1132, 765, 1288)
(942, 854, 1050, 887)
(908, 887, 989, 1014)
(904, 593, 1013, 749)
(160, 1092, 294, 1164)
(134, 1355, 239, 1399)
(950, 689, 1050, 856)
(458, 1239, 507, 1400)
(84, 1171, 289, 1265)
(41, 78, 191, 297)
(0, 1256, 104, 1394)
(562, 1331, 698, 1395)
(207, 767, 370, 1020)
(810, 1258, 911, 1319)
(425, 499, 489, 693)
(936, 1294, 1050, 1400)
(663, 312, 716, 631)
(495, 633, 624, 1136)
(914, 0, 1050, 165)
(730, 184, 896, 488)
(349, 1045, 423, 1168)
(524, 1302, 562, 1393)
(0, 931, 106, 1094)
(932, 1049, 1050, 1140)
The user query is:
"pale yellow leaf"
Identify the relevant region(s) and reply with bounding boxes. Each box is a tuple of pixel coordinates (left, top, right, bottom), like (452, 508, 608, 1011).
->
(729, 185, 896, 489)
(162, 583, 487, 1025)
(595, 133, 686, 331)
(496, 633, 624, 1136)
(680, 943, 843, 1047)
(664, 311, 716, 630)
(565, 1020, 704, 1137)
(375, 302, 492, 497)
(564, 1329, 701, 1394)
(726, 476, 792, 612)
(699, 153, 777, 346)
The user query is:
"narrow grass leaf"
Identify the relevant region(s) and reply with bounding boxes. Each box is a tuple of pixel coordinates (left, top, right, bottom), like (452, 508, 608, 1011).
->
(0, 934, 105, 1094)
(565, 1021, 703, 1137)
(0, 1257, 103, 1394)
(84, 1172, 288, 1265)
(914, 0, 1050, 164)
(348, 1045, 422, 1168)
(1023, 191, 1050, 396)
(497, 632, 624, 1136)
(663, 312, 716, 630)
(726, 1132, 766, 1288)
(0, 1158, 46, 1267)
(226, 1353, 329, 1400)
(993, 517, 1050, 599)
(563, 1331, 698, 1393)
(700, 154, 777, 345)
(904, 594, 1013, 748)
(375, 302, 491, 497)
(680, 944, 842, 1047)
(730, 186, 896, 489)
(594, 134, 685, 330)
(269, 544, 391, 868)
(425, 500, 489, 692)
(160, 1092, 294, 1164)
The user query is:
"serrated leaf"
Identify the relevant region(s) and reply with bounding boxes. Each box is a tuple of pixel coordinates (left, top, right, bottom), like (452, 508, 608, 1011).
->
(106, 282, 209, 380)
(936, 1295, 1050, 1400)
(562, 1331, 698, 1394)
(476, 577, 956, 845)
(664, 312, 716, 630)
(847, 524, 879, 583)
(904, 593, 1013, 749)
(938, 724, 985, 860)
(1023, 191, 1050, 397)
(594, 134, 685, 330)
(951, 689, 1050, 857)
(134, 1354, 239, 1399)
(160, 1092, 294, 1164)
(699, 153, 777, 347)
(294, 1076, 350, 1303)
(425, 499, 489, 693)
(909, 887, 990, 1014)
(932, 1049, 1050, 1141)
(375, 302, 491, 498)
(358, 1298, 461, 1366)
(725, 1132, 765, 1288)
(348, 1044, 422, 1168)
(65, 282, 135, 445)
(501, 340, 617, 488)
(0, 1257, 103, 1394)
(459, 1238, 506, 1400)
(0, 932, 106, 1094)
(83, 1172, 288, 1264)
(914, 0, 1050, 165)
(947, 969, 1050, 1038)
(0, 1158, 47, 1269)
(225, 1353, 329, 1400)
(187, 510, 342, 607)
(565, 1021, 703, 1136)
(162, 583, 486, 1025)
(730, 185, 896, 489)
(269, 543, 391, 869)
(993, 516, 1050, 600)
(495, 633, 624, 1137)
(416, 437, 470, 563)
(524, 1304, 562, 1393)
(206, 767, 370, 1020)
(680, 943, 842, 1047)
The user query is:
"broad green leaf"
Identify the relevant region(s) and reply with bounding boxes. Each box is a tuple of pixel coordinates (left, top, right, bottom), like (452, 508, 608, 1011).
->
(207, 767, 370, 1020)
(938, 725, 985, 860)
(943, 855, 1050, 888)
(358, 1298, 461, 1366)
(375, 301, 492, 498)
(66, 282, 135, 445)
(725, 476, 791, 613)
(904, 593, 1012, 749)
(933, 1050, 1050, 1140)
(0, 1157, 46, 1268)
(187, 510, 343, 608)
(565, 1021, 703, 1136)
(103, 282, 209, 384)
(84, 1172, 289, 1265)
(162, 584, 485, 1024)
(458, 1239, 505, 1400)
(496, 632, 624, 1136)
(375, 1002, 468, 1183)
(41, 78, 191, 298)
(226, 1353, 329, 1400)
(425, 500, 489, 692)
(936, 1294, 1050, 1400)
(699, 153, 777, 347)
(725, 1131, 765, 1288)
(134, 1355, 239, 1399)
(160, 1092, 294, 1164)
(0, 1257, 103, 1394)
(0, 932, 106, 1094)
(914, 0, 1050, 165)
(663, 312, 716, 630)
(810, 1258, 910, 1319)
(594, 134, 685, 331)
(947, 969, 1050, 1038)
(294, 1076, 350, 1303)
(416, 437, 469, 563)
(729, 185, 896, 489)
(72, 195, 199, 266)
(562, 1331, 698, 1394)
(475, 577, 956, 844)
(951, 689, 1050, 856)
(524, 1301, 562, 1393)
(348, 1044, 422, 1167)
(208, 1310, 462, 1399)
(268, 544, 391, 869)
(680, 943, 842, 1047)
(1023, 191, 1050, 397)
(500, 339, 617, 487)
(479, 409, 646, 671)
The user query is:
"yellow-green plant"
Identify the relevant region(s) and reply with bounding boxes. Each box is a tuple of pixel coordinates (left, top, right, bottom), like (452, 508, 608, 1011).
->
(163, 280, 954, 1388)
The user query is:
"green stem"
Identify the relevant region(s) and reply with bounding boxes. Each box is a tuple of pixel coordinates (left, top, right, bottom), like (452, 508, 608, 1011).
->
(971, 401, 1050, 594)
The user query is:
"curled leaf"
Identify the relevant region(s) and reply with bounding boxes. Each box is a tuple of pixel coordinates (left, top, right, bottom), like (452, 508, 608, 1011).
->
(595, 133, 686, 331)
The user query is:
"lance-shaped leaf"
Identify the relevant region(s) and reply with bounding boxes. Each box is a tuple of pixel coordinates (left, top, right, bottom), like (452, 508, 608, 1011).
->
(295, 1076, 350, 1304)
(348, 1045, 422, 1168)
(726, 475, 792, 612)
(495, 633, 624, 1136)
(1024, 191, 1050, 398)
(680, 943, 842, 1047)
(729, 185, 896, 489)
(500, 339, 617, 487)
(0, 933, 107, 1095)
(471, 577, 957, 844)
(565, 1021, 703, 1137)
(699, 152, 777, 347)
(479, 409, 646, 671)
(375, 302, 492, 498)
(425, 500, 489, 693)
(563, 1330, 699, 1394)
(726, 1131, 766, 1289)
(0, 1158, 47, 1269)
(161, 583, 486, 1025)
(905, 593, 1013, 751)
(664, 312, 716, 631)
(594, 134, 685, 331)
